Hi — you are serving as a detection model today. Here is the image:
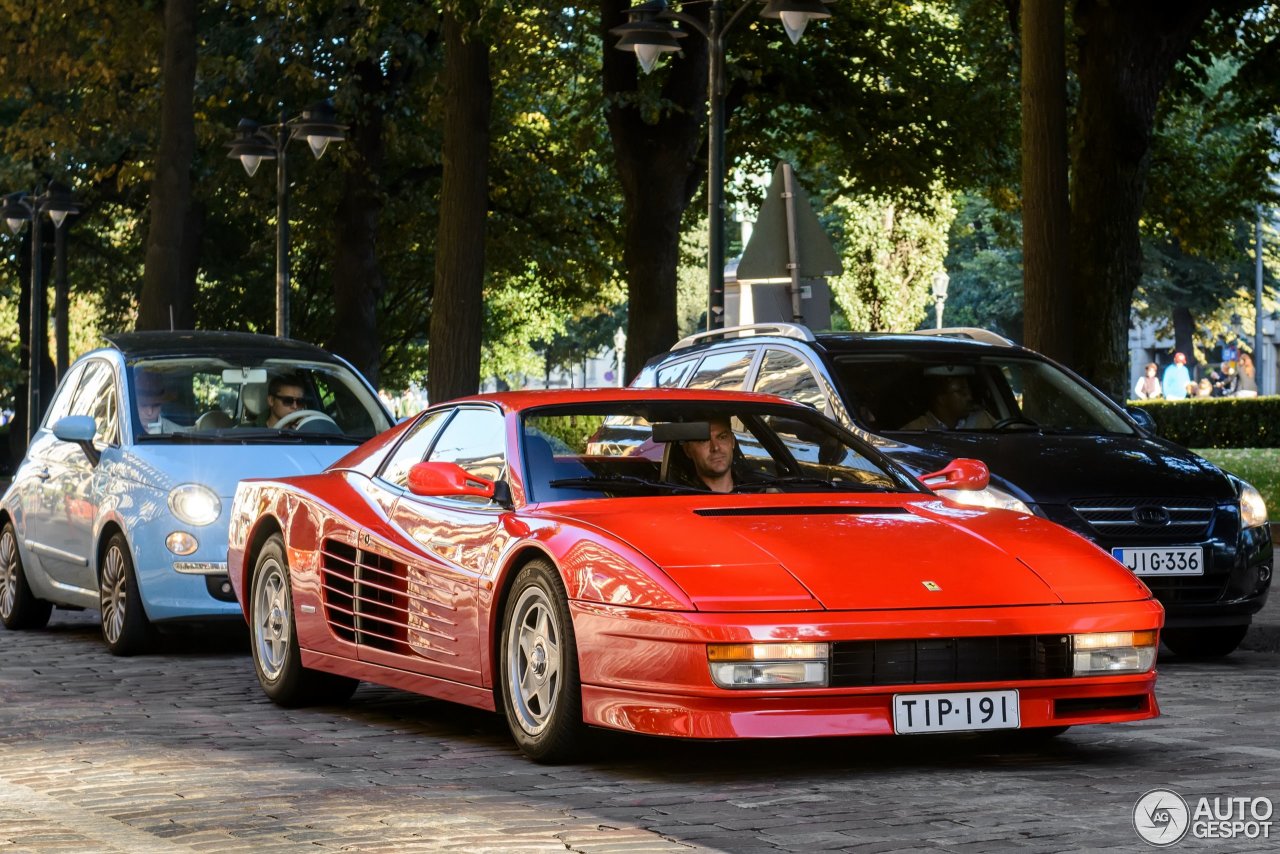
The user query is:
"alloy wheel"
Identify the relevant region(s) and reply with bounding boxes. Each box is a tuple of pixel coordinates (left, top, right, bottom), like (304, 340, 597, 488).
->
(254, 559, 290, 681)
(99, 544, 127, 644)
(0, 529, 17, 619)
(506, 585, 562, 736)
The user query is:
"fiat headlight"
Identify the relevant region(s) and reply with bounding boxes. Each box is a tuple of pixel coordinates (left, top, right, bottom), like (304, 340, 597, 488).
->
(1240, 483, 1268, 529)
(168, 484, 221, 527)
(1072, 630, 1158, 675)
(708, 642, 829, 688)
(938, 484, 1033, 515)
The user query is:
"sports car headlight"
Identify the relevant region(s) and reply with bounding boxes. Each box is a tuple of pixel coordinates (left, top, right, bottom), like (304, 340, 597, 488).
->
(1240, 483, 1268, 529)
(707, 642, 829, 689)
(1072, 631, 1158, 675)
(937, 484, 1033, 515)
(168, 484, 221, 527)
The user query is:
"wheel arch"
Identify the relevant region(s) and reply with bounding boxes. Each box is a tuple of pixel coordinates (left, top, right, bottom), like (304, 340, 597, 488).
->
(95, 521, 127, 582)
(488, 543, 561, 702)
(243, 514, 285, 604)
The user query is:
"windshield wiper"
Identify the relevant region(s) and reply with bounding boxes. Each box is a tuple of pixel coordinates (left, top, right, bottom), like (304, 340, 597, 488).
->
(547, 475, 708, 495)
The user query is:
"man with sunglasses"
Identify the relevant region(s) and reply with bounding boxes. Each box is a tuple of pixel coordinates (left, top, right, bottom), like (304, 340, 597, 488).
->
(265, 375, 307, 428)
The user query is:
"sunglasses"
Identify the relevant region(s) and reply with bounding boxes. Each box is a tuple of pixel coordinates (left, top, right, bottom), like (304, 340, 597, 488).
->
(272, 394, 305, 407)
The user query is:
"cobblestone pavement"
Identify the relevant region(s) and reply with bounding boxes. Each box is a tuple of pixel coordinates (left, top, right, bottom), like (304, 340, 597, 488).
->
(0, 609, 1277, 854)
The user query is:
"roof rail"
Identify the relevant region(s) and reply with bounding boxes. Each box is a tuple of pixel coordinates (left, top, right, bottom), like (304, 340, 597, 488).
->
(911, 327, 1015, 347)
(671, 322, 816, 351)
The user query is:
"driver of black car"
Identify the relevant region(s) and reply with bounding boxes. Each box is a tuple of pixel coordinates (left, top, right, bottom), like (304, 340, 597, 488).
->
(901, 369, 994, 431)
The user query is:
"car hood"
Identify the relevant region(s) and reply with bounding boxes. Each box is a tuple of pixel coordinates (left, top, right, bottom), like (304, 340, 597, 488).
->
(548, 495, 1150, 611)
(122, 444, 351, 497)
(882, 432, 1234, 504)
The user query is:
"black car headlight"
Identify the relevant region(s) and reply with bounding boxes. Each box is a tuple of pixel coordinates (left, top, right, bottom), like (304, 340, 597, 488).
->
(1240, 483, 1268, 530)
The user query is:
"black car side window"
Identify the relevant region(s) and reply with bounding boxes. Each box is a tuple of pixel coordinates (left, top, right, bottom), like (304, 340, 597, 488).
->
(753, 348, 827, 413)
(656, 358, 696, 388)
(686, 349, 754, 391)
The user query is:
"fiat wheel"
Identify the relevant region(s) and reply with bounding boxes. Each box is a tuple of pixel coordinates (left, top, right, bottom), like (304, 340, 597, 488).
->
(98, 532, 153, 656)
(0, 522, 52, 630)
(500, 559, 585, 763)
(250, 534, 357, 706)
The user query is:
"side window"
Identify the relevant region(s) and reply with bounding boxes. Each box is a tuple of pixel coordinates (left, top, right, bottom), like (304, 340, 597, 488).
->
(753, 349, 827, 413)
(379, 410, 451, 488)
(686, 349, 755, 391)
(68, 361, 119, 445)
(426, 408, 507, 501)
(41, 363, 85, 428)
(656, 358, 696, 389)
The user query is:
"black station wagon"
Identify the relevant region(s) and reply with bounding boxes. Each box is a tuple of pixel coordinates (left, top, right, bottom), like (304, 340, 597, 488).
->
(635, 323, 1273, 658)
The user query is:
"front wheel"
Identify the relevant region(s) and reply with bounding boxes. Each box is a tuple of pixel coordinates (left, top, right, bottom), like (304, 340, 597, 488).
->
(1161, 625, 1248, 658)
(0, 522, 52, 630)
(500, 560, 587, 763)
(250, 534, 358, 706)
(99, 532, 153, 656)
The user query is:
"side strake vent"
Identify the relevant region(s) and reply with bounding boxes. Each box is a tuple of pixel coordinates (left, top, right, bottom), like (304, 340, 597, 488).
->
(694, 506, 909, 518)
(320, 538, 410, 654)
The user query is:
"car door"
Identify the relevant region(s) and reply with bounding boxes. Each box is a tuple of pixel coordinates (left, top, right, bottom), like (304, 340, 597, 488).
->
(26, 359, 119, 593)
(358, 406, 507, 686)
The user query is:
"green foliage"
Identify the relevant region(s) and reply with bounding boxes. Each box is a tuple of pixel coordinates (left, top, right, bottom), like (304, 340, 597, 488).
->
(828, 190, 955, 332)
(934, 192, 1024, 340)
(1194, 447, 1280, 511)
(1133, 396, 1280, 449)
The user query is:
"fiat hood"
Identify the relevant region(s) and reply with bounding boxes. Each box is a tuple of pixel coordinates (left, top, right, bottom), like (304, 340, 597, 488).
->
(883, 432, 1234, 504)
(548, 496, 1142, 611)
(123, 444, 349, 497)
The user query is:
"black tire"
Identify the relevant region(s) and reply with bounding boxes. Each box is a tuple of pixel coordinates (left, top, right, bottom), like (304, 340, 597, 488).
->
(99, 532, 154, 656)
(0, 521, 53, 630)
(1161, 625, 1248, 658)
(250, 534, 358, 706)
(499, 559, 587, 763)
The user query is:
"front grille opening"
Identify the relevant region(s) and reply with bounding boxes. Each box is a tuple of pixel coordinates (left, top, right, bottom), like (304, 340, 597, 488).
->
(830, 635, 1072, 687)
(1069, 497, 1215, 539)
(1054, 695, 1148, 717)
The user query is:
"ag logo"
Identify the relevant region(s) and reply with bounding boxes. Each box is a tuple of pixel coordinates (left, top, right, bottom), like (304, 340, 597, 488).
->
(1133, 789, 1190, 846)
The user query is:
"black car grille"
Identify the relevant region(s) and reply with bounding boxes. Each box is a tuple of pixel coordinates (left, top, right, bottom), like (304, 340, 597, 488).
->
(830, 635, 1072, 687)
(320, 538, 411, 654)
(1069, 497, 1215, 539)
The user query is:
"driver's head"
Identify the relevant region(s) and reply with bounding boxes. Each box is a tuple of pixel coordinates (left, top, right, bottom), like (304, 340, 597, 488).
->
(929, 376, 973, 425)
(134, 371, 170, 433)
(266, 375, 305, 426)
(681, 416, 735, 488)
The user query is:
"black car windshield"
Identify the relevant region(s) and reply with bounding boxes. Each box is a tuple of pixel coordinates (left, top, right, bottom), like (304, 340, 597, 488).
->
(128, 357, 391, 442)
(520, 400, 922, 502)
(832, 354, 1136, 436)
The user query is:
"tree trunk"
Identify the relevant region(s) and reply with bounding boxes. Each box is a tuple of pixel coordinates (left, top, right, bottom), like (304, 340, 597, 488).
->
(328, 58, 387, 387)
(138, 0, 198, 331)
(1171, 305, 1195, 363)
(1069, 0, 1214, 394)
(1020, 0, 1072, 363)
(428, 9, 492, 403)
(601, 0, 709, 381)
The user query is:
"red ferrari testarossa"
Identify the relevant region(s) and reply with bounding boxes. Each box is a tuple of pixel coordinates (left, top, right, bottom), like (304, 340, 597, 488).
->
(228, 389, 1162, 762)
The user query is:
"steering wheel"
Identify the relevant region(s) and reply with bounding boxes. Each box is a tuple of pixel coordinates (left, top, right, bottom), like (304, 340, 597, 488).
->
(274, 408, 338, 431)
(992, 415, 1039, 431)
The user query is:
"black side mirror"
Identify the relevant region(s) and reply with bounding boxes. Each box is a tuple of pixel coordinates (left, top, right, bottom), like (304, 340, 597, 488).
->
(1126, 406, 1156, 434)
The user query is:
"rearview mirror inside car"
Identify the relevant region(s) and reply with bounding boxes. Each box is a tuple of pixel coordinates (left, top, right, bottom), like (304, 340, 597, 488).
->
(652, 421, 711, 443)
(222, 367, 269, 385)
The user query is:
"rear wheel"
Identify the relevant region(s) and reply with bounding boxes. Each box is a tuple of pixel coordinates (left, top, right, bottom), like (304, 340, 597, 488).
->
(0, 522, 52, 630)
(500, 560, 586, 763)
(250, 534, 357, 706)
(99, 533, 153, 656)
(1161, 625, 1248, 658)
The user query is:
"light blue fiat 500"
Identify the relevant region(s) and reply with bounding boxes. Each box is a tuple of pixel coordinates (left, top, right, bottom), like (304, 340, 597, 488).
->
(0, 331, 394, 655)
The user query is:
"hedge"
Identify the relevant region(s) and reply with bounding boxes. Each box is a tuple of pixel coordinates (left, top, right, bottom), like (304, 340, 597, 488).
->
(1129, 395, 1280, 449)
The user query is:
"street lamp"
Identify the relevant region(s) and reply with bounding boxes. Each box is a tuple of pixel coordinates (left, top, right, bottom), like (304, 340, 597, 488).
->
(931, 270, 949, 329)
(612, 0, 833, 332)
(2, 183, 78, 440)
(227, 99, 346, 338)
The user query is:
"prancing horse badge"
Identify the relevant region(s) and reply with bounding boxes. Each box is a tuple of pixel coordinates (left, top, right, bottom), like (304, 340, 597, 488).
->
(922, 581, 942, 591)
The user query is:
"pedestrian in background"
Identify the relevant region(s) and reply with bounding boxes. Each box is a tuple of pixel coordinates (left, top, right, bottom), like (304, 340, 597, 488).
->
(1134, 363, 1162, 399)
(1162, 353, 1192, 400)
(1236, 353, 1258, 397)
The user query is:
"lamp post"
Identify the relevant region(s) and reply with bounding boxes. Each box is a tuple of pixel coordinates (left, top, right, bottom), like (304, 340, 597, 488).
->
(226, 99, 346, 338)
(931, 270, 950, 329)
(612, 0, 833, 332)
(2, 183, 78, 440)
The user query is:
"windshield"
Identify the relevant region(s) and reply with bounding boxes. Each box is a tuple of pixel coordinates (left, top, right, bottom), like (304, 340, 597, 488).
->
(832, 354, 1134, 436)
(520, 401, 920, 502)
(128, 356, 392, 442)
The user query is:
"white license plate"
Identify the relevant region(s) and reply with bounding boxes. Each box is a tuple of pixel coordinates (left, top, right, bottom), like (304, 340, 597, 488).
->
(893, 690, 1019, 734)
(1111, 546, 1204, 576)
